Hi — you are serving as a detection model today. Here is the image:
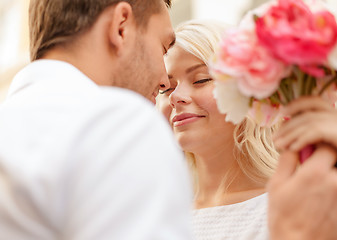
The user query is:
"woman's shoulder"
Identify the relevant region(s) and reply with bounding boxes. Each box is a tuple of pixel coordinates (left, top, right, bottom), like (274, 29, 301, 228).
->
(193, 193, 267, 214)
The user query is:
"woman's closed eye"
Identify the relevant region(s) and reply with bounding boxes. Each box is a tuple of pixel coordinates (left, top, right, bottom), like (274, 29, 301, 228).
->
(193, 78, 213, 84)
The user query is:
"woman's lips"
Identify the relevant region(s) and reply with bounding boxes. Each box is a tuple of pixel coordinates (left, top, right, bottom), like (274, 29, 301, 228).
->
(172, 113, 205, 127)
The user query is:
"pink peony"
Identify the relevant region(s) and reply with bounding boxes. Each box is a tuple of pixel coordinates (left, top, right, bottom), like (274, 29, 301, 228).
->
(255, 0, 337, 77)
(212, 29, 288, 99)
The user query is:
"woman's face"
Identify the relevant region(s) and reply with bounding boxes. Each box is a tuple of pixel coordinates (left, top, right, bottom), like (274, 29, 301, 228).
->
(157, 45, 235, 153)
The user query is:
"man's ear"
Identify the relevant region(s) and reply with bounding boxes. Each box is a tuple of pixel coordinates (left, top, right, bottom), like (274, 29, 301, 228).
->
(107, 2, 135, 56)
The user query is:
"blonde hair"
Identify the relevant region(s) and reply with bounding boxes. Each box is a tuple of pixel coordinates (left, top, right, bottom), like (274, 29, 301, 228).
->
(175, 20, 279, 192)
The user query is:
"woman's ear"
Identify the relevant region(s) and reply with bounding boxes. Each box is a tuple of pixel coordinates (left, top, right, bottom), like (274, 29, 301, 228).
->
(107, 2, 135, 56)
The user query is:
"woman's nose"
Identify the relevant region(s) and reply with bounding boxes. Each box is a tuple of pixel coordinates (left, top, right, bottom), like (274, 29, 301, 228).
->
(169, 85, 191, 108)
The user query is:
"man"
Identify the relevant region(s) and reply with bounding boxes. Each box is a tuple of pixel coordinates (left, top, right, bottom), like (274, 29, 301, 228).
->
(270, 97, 337, 240)
(269, 147, 337, 240)
(0, 1, 192, 239)
(0, 0, 336, 239)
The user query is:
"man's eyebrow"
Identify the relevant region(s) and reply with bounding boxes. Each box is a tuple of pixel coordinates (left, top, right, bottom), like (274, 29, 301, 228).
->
(186, 63, 207, 74)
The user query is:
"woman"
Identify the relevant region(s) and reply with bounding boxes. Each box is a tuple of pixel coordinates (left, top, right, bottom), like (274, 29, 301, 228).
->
(156, 20, 279, 239)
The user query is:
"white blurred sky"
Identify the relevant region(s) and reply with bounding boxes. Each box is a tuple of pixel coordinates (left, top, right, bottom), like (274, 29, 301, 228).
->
(1, 0, 337, 93)
(0, 0, 29, 75)
(191, 0, 337, 24)
(0, 2, 20, 67)
(192, 0, 252, 24)
(0, 0, 254, 76)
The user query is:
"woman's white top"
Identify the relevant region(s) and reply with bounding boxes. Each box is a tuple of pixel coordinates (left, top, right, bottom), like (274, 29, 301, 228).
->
(192, 193, 269, 240)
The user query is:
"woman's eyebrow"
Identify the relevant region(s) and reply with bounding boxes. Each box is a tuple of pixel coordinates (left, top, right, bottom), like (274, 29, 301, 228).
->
(186, 63, 207, 74)
(167, 63, 207, 79)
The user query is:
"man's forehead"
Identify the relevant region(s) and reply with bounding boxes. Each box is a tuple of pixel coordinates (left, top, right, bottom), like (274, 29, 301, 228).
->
(146, 9, 174, 38)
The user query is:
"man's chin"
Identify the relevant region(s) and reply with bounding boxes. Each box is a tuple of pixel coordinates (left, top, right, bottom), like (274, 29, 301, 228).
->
(150, 95, 156, 105)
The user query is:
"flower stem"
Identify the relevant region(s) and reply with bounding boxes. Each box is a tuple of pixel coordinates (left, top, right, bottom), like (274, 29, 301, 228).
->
(294, 66, 305, 96)
(279, 80, 292, 105)
(305, 75, 315, 95)
(270, 92, 286, 105)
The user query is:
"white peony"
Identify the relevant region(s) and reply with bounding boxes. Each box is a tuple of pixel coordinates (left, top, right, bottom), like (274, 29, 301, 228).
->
(328, 43, 337, 70)
(213, 79, 250, 124)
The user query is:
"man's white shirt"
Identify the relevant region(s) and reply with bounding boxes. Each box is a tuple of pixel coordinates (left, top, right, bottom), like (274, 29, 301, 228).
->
(0, 60, 193, 240)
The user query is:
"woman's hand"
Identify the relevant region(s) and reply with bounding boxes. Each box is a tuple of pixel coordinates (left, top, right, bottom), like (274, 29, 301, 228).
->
(274, 96, 337, 152)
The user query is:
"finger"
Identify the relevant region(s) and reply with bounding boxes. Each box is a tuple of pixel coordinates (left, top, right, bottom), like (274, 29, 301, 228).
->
(277, 112, 337, 151)
(274, 113, 322, 148)
(275, 124, 310, 150)
(274, 111, 325, 141)
(282, 96, 332, 117)
(303, 144, 337, 171)
(269, 150, 298, 188)
(290, 130, 325, 152)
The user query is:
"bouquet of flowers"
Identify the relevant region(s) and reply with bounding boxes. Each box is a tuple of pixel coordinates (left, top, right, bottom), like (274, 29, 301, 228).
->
(211, 0, 337, 129)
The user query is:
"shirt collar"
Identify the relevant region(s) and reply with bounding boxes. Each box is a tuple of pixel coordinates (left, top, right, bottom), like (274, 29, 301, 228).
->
(7, 59, 98, 99)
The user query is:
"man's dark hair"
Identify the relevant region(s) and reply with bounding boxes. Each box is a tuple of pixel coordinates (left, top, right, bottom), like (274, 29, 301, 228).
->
(29, 0, 172, 60)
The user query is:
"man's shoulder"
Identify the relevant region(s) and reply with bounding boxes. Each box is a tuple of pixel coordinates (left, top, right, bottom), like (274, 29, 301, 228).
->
(88, 86, 172, 138)
(80, 86, 165, 128)
(97, 86, 153, 110)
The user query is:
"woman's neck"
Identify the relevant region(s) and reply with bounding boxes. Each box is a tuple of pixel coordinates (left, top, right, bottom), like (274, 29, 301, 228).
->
(193, 147, 266, 209)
